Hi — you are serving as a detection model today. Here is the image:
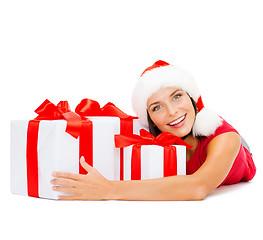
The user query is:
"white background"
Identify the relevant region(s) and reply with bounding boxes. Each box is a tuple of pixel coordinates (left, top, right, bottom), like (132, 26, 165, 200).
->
(1, 0, 262, 239)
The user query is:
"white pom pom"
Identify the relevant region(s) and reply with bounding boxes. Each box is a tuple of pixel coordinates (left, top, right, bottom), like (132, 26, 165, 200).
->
(192, 108, 223, 137)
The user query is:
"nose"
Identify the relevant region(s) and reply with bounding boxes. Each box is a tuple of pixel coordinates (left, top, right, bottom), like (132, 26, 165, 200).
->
(166, 104, 177, 116)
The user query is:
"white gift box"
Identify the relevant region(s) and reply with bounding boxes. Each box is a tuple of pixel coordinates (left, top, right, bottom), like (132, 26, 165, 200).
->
(123, 145, 186, 180)
(10, 118, 143, 199)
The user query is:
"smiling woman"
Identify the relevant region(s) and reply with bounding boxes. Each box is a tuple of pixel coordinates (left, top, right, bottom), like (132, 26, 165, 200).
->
(132, 60, 256, 186)
(51, 60, 256, 201)
(147, 87, 196, 138)
(147, 91, 198, 138)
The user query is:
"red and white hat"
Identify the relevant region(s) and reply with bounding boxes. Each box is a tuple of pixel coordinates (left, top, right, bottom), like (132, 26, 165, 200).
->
(132, 60, 223, 137)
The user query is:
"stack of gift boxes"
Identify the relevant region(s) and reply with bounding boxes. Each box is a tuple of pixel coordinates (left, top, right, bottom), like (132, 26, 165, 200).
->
(10, 99, 188, 200)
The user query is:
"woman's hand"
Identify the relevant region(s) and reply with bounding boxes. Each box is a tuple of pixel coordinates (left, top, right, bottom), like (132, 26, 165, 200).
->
(51, 157, 114, 200)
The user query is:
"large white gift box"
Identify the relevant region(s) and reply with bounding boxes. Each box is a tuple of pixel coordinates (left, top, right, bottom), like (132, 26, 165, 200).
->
(10, 99, 144, 200)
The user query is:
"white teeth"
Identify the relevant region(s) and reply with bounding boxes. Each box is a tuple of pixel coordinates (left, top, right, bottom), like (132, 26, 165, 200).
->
(168, 115, 186, 126)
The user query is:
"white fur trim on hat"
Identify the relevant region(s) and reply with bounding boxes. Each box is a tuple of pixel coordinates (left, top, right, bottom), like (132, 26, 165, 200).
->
(132, 60, 223, 137)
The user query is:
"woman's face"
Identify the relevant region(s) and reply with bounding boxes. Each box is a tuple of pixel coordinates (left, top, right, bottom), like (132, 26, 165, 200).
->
(147, 87, 196, 138)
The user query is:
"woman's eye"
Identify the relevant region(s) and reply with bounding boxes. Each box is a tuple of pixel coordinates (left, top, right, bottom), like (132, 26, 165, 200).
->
(153, 105, 162, 112)
(173, 94, 181, 100)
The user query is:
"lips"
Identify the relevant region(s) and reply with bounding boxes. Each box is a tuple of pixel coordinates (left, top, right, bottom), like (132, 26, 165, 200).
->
(168, 114, 186, 126)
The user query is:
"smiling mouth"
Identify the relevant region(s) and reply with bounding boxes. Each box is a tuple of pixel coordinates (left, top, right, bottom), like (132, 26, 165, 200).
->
(168, 114, 186, 126)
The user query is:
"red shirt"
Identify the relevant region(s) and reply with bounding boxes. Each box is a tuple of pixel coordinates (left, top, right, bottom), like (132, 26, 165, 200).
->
(186, 119, 256, 186)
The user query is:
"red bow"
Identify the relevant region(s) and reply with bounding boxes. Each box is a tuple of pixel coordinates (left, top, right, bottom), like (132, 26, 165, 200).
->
(115, 129, 193, 149)
(34, 99, 82, 139)
(33, 99, 137, 139)
(75, 98, 137, 119)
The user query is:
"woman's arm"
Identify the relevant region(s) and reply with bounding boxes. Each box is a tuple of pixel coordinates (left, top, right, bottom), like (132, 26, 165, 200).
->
(52, 132, 241, 201)
(110, 174, 205, 201)
(110, 132, 241, 201)
(191, 131, 241, 195)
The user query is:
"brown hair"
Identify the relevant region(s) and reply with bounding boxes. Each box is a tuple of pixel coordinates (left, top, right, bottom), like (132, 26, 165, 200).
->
(147, 95, 198, 137)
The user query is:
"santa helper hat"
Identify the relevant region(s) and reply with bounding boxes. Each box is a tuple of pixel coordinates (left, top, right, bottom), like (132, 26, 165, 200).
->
(132, 60, 223, 137)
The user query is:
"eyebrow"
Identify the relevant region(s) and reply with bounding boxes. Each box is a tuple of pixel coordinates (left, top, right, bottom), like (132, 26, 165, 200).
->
(170, 89, 180, 97)
(148, 89, 181, 109)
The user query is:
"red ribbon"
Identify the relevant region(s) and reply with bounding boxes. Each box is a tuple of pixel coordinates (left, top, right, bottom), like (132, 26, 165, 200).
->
(75, 99, 137, 177)
(26, 99, 82, 197)
(26, 99, 136, 197)
(34, 99, 82, 139)
(115, 129, 192, 180)
(129, 144, 179, 180)
(115, 129, 193, 149)
(75, 98, 137, 120)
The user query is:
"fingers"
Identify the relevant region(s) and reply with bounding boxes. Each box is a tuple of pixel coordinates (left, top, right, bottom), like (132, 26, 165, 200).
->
(51, 178, 79, 196)
(57, 195, 92, 201)
(51, 178, 78, 187)
(51, 156, 96, 201)
(52, 157, 93, 179)
(52, 171, 83, 180)
(57, 195, 78, 200)
(80, 156, 93, 173)
(52, 185, 78, 194)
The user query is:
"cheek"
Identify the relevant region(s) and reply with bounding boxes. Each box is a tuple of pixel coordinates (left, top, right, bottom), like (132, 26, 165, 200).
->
(182, 98, 195, 114)
(149, 112, 166, 126)
(184, 101, 196, 125)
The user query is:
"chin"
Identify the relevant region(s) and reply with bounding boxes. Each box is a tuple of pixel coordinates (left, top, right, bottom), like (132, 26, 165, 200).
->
(163, 129, 191, 138)
(169, 127, 192, 139)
